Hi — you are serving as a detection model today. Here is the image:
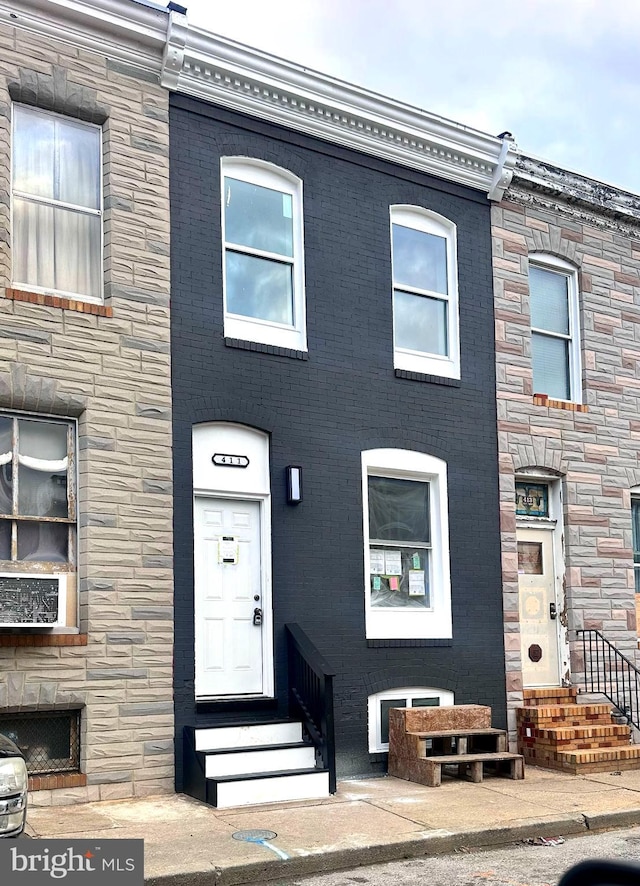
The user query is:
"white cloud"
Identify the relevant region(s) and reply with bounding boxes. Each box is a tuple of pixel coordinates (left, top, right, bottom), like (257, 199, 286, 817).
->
(182, 0, 640, 193)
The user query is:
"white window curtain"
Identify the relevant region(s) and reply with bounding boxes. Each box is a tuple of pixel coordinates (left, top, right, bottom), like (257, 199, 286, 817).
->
(12, 105, 101, 300)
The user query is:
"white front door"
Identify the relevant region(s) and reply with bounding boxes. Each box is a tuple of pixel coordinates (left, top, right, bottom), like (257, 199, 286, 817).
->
(518, 527, 561, 687)
(194, 497, 265, 698)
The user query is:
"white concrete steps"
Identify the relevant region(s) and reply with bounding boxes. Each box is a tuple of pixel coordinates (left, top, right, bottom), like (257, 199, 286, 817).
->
(193, 720, 330, 808)
(213, 769, 330, 809)
(204, 742, 316, 777)
(195, 720, 302, 751)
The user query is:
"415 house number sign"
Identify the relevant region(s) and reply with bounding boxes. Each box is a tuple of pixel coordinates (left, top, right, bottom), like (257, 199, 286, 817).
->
(212, 453, 250, 468)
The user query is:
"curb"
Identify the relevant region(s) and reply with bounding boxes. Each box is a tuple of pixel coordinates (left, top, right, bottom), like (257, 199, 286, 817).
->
(585, 808, 640, 832)
(146, 814, 588, 886)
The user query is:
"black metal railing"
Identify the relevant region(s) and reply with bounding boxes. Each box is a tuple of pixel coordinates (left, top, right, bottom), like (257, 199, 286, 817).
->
(286, 623, 336, 793)
(577, 629, 640, 730)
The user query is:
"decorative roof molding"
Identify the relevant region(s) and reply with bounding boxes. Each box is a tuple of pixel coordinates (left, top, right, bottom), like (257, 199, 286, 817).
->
(2, 0, 518, 199)
(512, 154, 640, 226)
(161, 7, 188, 90)
(0, 0, 169, 77)
(170, 26, 517, 198)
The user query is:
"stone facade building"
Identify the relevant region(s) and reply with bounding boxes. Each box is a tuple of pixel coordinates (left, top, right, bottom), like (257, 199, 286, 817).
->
(0, 0, 174, 803)
(10, 0, 640, 809)
(493, 156, 640, 738)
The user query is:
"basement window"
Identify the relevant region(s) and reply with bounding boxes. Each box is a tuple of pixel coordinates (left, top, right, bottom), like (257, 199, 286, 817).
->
(368, 686, 454, 752)
(0, 710, 80, 775)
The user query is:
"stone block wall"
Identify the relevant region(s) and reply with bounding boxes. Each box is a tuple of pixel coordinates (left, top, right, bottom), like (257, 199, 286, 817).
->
(0, 23, 173, 803)
(492, 174, 640, 736)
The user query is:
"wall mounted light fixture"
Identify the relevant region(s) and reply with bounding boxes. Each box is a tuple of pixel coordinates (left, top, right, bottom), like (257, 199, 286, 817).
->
(286, 465, 302, 504)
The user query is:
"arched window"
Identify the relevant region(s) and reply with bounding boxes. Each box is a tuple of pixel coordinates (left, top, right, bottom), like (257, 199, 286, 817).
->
(221, 158, 306, 351)
(362, 449, 452, 640)
(390, 205, 459, 379)
(368, 686, 454, 752)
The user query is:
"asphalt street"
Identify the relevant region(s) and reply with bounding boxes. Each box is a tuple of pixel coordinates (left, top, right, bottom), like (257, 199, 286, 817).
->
(276, 825, 640, 886)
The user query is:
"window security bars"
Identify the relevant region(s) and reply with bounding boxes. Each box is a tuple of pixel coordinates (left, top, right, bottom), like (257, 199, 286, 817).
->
(577, 629, 640, 730)
(0, 710, 80, 775)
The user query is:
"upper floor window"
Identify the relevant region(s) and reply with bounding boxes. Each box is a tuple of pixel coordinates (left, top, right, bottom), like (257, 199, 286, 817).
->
(362, 449, 452, 640)
(221, 158, 306, 351)
(529, 256, 581, 402)
(390, 206, 459, 379)
(632, 495, 640, 594)
(12, 105, 102, 302)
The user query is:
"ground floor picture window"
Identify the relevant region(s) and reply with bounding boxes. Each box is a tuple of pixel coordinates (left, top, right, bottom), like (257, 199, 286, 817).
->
(0, 413, 76, 627)
(362, 449, 452, 640)
(368, 475, 430, 609)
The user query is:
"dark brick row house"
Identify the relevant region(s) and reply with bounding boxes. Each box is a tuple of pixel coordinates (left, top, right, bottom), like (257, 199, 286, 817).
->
(165, 9, 517, 804)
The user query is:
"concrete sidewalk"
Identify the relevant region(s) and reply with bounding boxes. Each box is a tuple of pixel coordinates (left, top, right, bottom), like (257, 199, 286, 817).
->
(23, 767, 640, 885)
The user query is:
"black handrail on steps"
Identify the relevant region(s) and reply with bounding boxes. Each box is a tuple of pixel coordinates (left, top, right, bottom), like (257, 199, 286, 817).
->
(577, 629, 640, 730)
(285, 623, 336, 793)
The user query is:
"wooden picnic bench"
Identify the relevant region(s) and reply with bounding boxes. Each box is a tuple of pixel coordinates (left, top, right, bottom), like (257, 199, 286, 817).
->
(388, 705, 524, 787)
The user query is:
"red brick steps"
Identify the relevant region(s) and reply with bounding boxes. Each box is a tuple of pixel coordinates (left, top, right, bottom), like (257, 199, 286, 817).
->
(525, 724, 630, 751)
(517, 687, 640, 775)
(522, 688, 577, 707)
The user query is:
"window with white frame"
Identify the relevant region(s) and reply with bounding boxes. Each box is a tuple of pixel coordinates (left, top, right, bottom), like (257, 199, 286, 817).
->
(221, 158, 306, 351)
(529, 256, 581, 402)
(632, 495, 640, 595)
(0, 415, 76, 628)
(390, 206, 459, 379)
(12, 105, 102, 302)
(368, 686, 454, 752)
(362, 449, 452, 639)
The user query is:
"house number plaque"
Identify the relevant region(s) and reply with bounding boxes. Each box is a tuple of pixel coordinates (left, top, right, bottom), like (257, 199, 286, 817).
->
(212, 453, 250, 468)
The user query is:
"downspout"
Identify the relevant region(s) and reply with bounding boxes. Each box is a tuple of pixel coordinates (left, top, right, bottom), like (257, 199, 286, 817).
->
(161, 2, 188, 90)
(488, 132, 518, 201)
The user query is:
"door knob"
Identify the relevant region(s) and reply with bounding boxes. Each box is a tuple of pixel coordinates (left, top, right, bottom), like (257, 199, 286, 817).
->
(253, 607, 263, 626)
(549, 602, 557, 620)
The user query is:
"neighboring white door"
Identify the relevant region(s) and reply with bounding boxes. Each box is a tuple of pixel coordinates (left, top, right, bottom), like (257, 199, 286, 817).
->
(518, 527, 561, 687)
(194, 497, 264, 697)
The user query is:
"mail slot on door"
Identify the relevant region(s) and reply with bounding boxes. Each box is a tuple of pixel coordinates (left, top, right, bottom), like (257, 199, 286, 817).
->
(253, 607, 263, 626)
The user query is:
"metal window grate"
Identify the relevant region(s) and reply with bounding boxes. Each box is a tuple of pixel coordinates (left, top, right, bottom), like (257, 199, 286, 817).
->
(0, 710, 80, 775)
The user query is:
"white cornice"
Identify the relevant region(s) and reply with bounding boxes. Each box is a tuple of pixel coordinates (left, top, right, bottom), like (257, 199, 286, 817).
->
(512, 155, 640, 225)
(0, 0, 169, 75)
(172, 25, 517, 198)
(1, 0, 518, 199)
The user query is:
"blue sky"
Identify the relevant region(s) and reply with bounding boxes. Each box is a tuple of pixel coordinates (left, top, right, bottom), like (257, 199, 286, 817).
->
(184, 0, 640, 195)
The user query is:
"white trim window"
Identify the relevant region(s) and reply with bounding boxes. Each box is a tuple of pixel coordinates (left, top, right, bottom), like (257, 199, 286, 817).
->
(11, 105, 103, 302)
(221, 158, 307, 351)
(632, 494, 640, 595)
(529, 255, 582, 402)
(390, 205, 460, 379)
(368, 686, 454, 752)
(362, 449, 452, 640)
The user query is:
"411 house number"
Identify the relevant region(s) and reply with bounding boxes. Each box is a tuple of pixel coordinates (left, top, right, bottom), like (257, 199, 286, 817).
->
(212, 453, 250, 468)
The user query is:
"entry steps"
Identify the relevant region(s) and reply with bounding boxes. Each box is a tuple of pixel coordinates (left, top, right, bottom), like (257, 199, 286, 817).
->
(389, 704, 525, 787)
(517, 687, 640, 774)
(184, 720, 330, 808)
